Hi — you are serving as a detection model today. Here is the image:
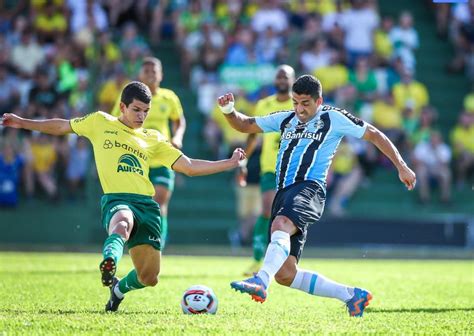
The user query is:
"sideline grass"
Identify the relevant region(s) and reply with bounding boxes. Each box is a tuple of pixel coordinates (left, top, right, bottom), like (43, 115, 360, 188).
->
(0, 252, 472, 335)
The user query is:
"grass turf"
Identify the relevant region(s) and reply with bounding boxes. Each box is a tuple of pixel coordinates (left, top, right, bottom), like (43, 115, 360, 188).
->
(0, 252, 472, 335)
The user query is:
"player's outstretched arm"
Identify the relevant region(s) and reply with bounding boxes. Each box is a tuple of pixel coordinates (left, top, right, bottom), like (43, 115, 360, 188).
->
(1, 113, 72, 136)
(363, 123, 416, 190)
(172, 148, 246, 177)
(217, 93, 263, 134)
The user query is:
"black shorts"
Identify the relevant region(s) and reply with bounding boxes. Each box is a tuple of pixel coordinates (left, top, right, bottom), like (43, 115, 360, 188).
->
(269, 181, 326, 261)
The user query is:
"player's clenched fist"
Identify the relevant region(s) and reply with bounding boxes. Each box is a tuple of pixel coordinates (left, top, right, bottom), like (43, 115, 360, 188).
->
(230, 147, 246, 167)
(1, 113, 23, 128)
(217, 93, 235, 114)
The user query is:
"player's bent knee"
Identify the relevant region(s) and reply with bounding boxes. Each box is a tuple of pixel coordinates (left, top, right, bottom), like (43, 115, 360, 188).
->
(111, 221, 131, 240)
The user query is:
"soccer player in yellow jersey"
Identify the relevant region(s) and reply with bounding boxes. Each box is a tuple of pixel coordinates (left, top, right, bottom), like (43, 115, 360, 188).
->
(241, 65, 295, 275)
(111, 57, 186, 249)
(1, 81, 245, 312)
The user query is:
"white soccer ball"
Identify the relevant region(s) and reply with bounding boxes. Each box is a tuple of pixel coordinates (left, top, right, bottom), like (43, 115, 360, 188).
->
(181, 285, 218, 315)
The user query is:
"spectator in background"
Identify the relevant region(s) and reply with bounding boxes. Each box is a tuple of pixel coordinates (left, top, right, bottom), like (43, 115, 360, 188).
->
(328, 139, 362, 217)
(33, 1, 68, 44)
(339, 0, 379, 66)
(371, 94, 405, 148)
(0, 64, 20, 114)
(30, 133, 58, 201)
(10, 29, 45, 77)
(255, 26, 284, 64)
(450, 112, 474, 188)
(97, 67, 128, 112)
(0, 141, 24, 207)
(348, 57, 377, 113)
(464, 88, 474, 113)
(389, 11, 419, 73)
(66, 136, 90, 201)
(374, 15, 394, 66)
(413, 131, 452, 204)
(251, 0, 289, 35)
(392, 67, 429, 116)
(28, 68, 60, 111)
(299, 37, 333, 73)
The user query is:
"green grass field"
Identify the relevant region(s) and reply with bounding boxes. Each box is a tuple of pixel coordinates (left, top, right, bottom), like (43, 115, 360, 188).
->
(0, 252, 473, 335)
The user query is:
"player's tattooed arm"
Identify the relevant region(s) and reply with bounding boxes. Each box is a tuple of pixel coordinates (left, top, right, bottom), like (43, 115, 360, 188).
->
(217, 93, 262, 133)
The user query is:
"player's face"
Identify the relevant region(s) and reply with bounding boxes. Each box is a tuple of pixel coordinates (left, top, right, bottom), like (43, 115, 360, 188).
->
(119, 99, 150, 129)
(275, 70, 293, 94)
(292, 93, 323, 123)
(139, 63, 162, 87)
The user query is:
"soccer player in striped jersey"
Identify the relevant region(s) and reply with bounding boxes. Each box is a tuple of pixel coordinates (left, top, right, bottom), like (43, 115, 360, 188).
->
(218, 75, 416, 317)
(240, 65, 295, 276)
(2, 81, 246, 312)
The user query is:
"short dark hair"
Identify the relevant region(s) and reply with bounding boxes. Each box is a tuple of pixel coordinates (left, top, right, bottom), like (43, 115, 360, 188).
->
(292, 75, 322, 100)
(121, 81, 152, 106)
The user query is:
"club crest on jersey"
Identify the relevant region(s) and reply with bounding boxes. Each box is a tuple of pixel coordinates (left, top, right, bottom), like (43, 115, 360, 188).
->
(314, 119, 325, 130)
(285, 122, 292, 129)
(117, 154, 144, 175)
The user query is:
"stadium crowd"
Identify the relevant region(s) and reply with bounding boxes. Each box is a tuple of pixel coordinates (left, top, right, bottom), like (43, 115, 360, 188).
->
(0, 0, 472, 218)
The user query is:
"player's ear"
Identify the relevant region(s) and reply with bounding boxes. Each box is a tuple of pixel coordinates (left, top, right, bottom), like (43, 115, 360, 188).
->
(119, 102, 126, 114)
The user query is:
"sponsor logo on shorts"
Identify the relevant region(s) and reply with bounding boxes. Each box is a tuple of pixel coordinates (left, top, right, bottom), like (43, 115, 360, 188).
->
(148, 236, 160, 243)
(110, 205, 130, 213)
(117, 154, 144, 175)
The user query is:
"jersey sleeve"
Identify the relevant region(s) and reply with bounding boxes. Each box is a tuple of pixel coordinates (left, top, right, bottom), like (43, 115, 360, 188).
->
(255, 111, 294, 132)
(329, 109, 367, 138)
(168, 92, 184, 121)
(70, 112, 99, 138)
(151, 133, 183, 169)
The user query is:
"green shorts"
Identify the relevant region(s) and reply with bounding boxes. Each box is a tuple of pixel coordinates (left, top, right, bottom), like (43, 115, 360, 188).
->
(149, 166, 175, 191)
(260, 172, 277, 192)
(101, 193, 162, 250)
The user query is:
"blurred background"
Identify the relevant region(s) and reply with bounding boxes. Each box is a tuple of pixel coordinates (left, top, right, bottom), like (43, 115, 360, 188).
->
(0, 0, 472, 254)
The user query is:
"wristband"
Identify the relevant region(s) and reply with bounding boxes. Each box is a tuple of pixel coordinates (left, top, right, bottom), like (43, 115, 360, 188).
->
(219, 101, 234, 114)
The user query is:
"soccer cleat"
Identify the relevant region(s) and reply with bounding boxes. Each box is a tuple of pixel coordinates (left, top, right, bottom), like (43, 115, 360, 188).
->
(243, 261, 262, 276)
(105, 277, 123, 312)
(346, 288, 373, 317)
(99, 257, 116, 287)
(230, 274, 267, 303)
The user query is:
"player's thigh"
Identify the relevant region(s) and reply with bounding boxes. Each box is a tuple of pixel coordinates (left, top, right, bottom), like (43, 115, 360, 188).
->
(275, 255, 298, 286)
(108, 209, 134, 239)
(129, 244, 161, 277)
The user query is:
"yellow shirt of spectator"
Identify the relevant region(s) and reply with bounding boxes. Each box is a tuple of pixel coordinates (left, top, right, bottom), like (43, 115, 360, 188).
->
(392, 81, 429, 115)
(212, 96, 255, 145)
(31, 142, 57, 173)
(332, 141, 357, 175)
(289, 0, 336, 15)
(254, 95, 294, 174)
(35, 13, 67, 33)
(70, 112, 182, 196)
(451, 125, 474, 155)
(372, 99, 402, 129)
(111, 88, 184, 167)
(374, 30, 393, 59)
(463, 93, 474, 113)
(314, 64, 349, 93)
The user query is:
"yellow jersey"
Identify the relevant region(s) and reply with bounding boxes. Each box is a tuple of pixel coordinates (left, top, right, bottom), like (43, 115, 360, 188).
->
(111, 87, 184, 167)
(70, 112, 182, 196)
(254, 95, 294, 174)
